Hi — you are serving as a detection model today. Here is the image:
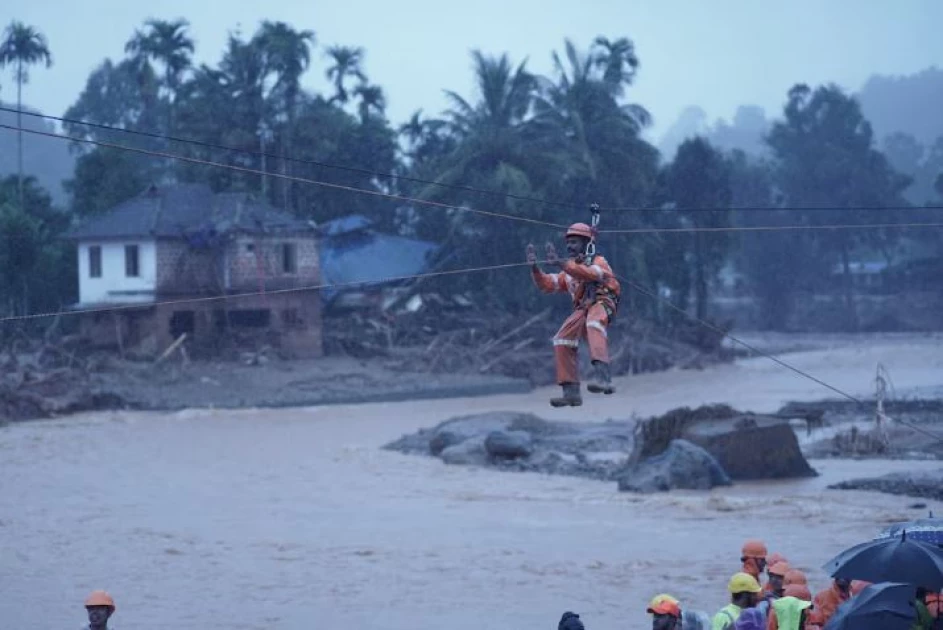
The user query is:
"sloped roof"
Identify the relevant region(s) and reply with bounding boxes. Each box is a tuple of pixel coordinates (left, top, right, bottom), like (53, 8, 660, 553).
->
(317, 214, 374, 237)
(67, 183, 313, 240)
(319, 230, 440, 303)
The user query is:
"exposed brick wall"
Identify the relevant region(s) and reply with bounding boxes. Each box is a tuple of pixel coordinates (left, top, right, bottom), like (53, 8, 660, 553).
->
(146, 235, 323, 358)
(155, 240, 221, 295)
(227, 235, 320, 292)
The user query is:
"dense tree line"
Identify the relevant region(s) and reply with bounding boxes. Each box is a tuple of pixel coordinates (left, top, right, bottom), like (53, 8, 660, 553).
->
(1, 18, 941, 330)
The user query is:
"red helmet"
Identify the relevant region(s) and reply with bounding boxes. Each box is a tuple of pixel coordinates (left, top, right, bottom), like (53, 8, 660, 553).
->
(566, 223, 594, 240)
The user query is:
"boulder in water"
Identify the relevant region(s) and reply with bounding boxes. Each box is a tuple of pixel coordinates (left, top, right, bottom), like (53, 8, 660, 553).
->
(484, 430, 534, 459)
(440, 437, 489, 466)
(617, 439, 732, 493)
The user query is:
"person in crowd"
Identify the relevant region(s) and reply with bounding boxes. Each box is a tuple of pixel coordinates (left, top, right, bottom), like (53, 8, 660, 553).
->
(83, 590, 116, 630)
(740, 540, 769, 582)
(559, 611, 585, 630)
(713, 573, 763, 630)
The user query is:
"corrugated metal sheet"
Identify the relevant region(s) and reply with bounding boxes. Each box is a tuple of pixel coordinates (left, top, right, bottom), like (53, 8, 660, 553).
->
(319, 230, 439, 304)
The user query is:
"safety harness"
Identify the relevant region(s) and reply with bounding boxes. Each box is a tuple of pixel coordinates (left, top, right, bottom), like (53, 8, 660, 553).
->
(581, 203, 620, 319)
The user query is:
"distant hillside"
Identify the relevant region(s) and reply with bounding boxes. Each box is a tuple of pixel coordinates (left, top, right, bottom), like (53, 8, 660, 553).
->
(0, 103, 75, 206)
(657, 105, 771, 163)
(657, 67, 943, 188)
(857, 66, 943, 148)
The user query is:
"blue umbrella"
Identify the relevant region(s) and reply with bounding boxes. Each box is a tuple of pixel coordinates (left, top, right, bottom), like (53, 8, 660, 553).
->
(823, 531, 943, 589)
(876, 516, 943, 548)
(823, 582, 916, 630)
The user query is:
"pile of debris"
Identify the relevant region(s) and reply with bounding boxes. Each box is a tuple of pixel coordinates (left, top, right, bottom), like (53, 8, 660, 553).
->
(0, 335, 128, 422)
(324, 296, 737, 386)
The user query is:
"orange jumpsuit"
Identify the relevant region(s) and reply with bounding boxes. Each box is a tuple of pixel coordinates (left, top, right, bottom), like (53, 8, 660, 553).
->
(531, 255, 620, 385)
(811, 582, 850, 627)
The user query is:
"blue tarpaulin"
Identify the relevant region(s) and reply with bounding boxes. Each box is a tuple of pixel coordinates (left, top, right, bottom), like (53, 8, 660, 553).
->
(318, 217, 440, 304)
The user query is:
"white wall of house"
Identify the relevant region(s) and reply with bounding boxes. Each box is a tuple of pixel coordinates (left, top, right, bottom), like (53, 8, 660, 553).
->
(77, 239, 157, 304)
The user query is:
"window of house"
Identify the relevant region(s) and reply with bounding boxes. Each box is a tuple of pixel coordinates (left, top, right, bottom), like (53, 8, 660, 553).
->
(228, 309, 271, 328)
(281, 243, 297, 274)
(282, 308, 301, 326)
(125, 245, 140, 277)
(89, 246, 102, 278)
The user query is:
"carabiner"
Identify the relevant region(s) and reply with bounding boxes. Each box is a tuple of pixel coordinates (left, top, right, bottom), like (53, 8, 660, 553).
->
(586, 203, 600, 257)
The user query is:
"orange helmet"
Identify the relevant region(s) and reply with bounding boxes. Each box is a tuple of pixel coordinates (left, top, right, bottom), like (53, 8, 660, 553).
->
(767, 552, 788, 566)
(85, 590, 115, 611)
(741, 539, 768, 559)
(769, 562, 790, 577)
(566, 223, 594, 240)
(646, 594, 681, 618)
(783, 584, 812, 601)
(784, 569, 808, 586)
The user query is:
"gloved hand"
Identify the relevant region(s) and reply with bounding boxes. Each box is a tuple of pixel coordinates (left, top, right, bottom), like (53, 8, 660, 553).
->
(526, 243, 537, 266)
(545, 242, 561, 267)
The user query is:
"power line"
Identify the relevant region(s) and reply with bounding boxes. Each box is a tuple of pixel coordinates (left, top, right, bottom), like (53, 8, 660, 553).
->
(618, 273, 943, 444)
(0, 259, 536, 323)
(0, 123, 569, 231)
(3, 115, 939, 442)
(599, 221, 943, 235)
(7, 107, 942, 217)
(6, 124, 943, 238)
(604, 203, 943, 213)
(0, 105, 582, 212)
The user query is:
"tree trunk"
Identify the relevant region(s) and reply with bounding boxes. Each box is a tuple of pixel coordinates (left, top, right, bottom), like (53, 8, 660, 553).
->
(694, 232, 708, 321)
(17, 59, 23, 208)
(260, 132, 268, 199)
(283, 93, 296, 211)
(840, 241, 859, 332)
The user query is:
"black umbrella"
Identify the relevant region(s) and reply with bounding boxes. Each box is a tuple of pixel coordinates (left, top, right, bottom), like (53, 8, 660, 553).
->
(876, 515, 943, 548)
(823, 531, 943, 590)
(823, 582, 917, 630)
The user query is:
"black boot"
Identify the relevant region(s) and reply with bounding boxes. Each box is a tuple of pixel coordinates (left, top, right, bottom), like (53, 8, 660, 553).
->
(550, 382, 583, 407)
(587, 361, 614, 394)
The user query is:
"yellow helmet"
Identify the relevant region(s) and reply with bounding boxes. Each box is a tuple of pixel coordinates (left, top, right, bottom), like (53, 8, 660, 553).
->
(728, 572, 762, 594)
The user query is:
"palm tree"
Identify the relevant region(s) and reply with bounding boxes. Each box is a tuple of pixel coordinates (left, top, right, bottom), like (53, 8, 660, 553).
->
(217, 34, 269, 193)
(592, 36, 639, 97)
(253, 21, 315, 208)
(533, 38, 658, 285)
(534, 38, 652, 188)
(125, 18, 194, 136)
(0, 21, 52, 206)
(414, 51, 554, 306)
(353, 83, 386, 122)
(325, 45, 366, 104)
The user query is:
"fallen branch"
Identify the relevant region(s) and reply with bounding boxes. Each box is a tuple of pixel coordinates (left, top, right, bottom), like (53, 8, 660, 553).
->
(155, 333, 188, 365)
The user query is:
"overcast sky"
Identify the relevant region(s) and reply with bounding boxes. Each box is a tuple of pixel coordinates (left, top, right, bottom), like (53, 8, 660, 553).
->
(5, 0, 943, 143)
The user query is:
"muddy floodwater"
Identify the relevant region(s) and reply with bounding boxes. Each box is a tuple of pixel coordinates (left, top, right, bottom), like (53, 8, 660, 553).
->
(3, 335, 943, 630)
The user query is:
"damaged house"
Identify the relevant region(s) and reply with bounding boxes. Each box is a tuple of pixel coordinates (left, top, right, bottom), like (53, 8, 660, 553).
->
(67, 183, 323, 358)
(316, 214, 443, 312)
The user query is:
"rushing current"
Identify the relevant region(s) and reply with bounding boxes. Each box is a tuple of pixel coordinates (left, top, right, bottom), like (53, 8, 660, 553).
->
(3, 335, 942, 630)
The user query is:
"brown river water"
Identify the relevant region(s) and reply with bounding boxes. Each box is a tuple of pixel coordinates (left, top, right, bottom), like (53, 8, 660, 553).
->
(2, 336, 942, 629)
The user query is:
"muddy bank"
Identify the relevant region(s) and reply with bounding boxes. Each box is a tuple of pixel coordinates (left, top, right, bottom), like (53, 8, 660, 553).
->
(829, 469, 943, 502)
(793, 399, 943, 461)
(1, 355, 532, 421)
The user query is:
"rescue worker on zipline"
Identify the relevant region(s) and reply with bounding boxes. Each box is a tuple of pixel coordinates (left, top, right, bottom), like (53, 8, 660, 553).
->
(527, 220, 621, 407)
